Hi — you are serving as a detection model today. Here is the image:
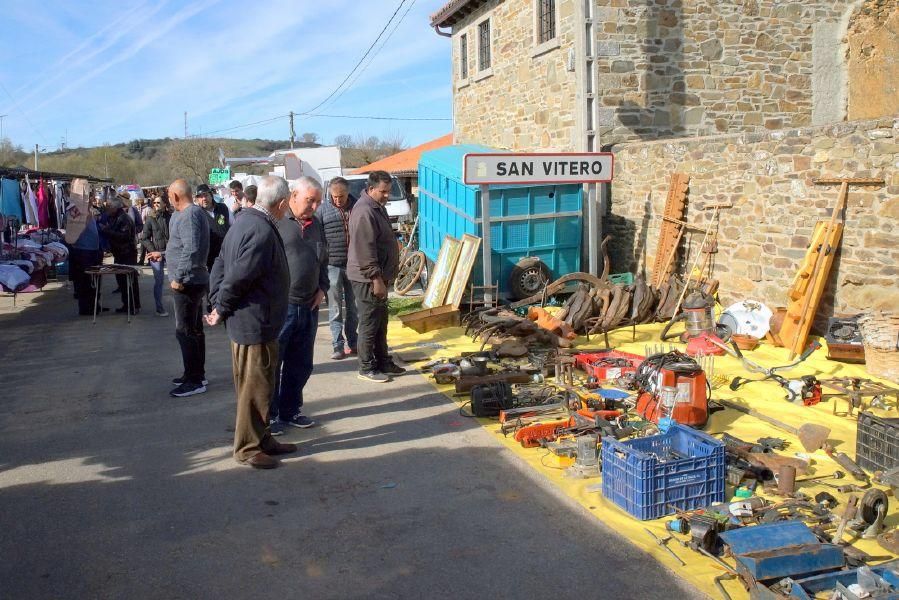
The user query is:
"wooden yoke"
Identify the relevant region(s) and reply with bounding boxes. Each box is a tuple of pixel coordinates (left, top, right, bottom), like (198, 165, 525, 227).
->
(780, 177, 885, 359)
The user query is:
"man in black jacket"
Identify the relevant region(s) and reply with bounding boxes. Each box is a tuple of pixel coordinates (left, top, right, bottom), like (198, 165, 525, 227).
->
(207, 175, 297, 469)
(142, 196, 171, 316)
(346, 171, 403, 383)
(317, 176, 358, 360)
(195, 183, 230, 271)
(270, 176, 328, 432)
(98, 196, 141, 314)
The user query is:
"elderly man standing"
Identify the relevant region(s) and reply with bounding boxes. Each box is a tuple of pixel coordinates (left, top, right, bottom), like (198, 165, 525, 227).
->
(207, 175, 296, 469)
(98, 195, 141, 314)
(347, 171, 404, 383)
(317, 177, 358, 361)
(166, 179, 210, 398)
(270, 177, 328, 432)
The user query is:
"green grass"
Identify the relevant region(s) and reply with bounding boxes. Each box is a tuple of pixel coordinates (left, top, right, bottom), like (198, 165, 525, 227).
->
(388, 297, 423, 319)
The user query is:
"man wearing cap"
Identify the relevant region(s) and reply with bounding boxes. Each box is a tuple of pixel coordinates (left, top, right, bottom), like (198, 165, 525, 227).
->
(195, 183, 231, 272)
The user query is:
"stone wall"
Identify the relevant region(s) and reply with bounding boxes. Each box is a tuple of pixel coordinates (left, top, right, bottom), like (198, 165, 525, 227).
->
(592, 0, 862, 143)
(847, 0, 899, 120)
(452, 0, 580, 151)
(605, 117, 898, 326)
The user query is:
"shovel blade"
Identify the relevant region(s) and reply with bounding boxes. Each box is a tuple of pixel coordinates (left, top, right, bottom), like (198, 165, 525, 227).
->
(798, 423, 831, 452)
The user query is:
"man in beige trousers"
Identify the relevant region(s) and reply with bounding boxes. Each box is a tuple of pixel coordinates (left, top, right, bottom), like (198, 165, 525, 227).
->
(207, 176, 297, 469)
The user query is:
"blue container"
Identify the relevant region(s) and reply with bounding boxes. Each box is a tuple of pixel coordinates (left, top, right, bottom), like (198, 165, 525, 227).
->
(417, 144, 582, 296)
(601, 424, 725, 520)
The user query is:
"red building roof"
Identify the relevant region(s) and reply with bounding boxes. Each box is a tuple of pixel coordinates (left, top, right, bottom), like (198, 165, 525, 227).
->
(354, 134, 454, 176)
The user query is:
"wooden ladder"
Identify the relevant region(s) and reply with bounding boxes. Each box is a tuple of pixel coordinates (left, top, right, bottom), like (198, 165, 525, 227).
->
(650, 173, 690, 288)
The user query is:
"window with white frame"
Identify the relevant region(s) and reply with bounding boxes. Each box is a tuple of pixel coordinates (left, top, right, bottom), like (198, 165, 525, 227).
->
(459, 33, 469, 80)
(477, 19, 491, 71)
(537, 0, 556, 44)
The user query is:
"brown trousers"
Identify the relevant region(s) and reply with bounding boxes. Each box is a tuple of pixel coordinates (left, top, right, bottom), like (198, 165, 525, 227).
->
(231, 340, 279, 461)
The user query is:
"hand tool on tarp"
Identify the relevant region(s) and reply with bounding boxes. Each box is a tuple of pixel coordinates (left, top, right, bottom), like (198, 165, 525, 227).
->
(715, 398, 831, 453)
(643, 528, 686, 566)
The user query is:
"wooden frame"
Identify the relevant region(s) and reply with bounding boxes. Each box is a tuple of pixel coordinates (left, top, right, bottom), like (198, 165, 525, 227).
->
(445, 233, 482, 308)
(422, 236, 462, 309)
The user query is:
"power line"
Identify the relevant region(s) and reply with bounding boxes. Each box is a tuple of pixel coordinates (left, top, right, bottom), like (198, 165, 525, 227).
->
(0, 79, 48, 144)
(315, 0, 419, 114)
(189, 114, 289, 138)
(301, 0, 407, 116)
(300, 113, 450, 121)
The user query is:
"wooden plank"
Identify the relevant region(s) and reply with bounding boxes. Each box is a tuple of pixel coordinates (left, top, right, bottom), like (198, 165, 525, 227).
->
(650, 173, 689, 288)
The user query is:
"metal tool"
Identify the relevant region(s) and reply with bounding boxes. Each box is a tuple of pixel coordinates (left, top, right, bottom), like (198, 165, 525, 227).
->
(644, 527, 686, 566)
(795, 470, 845, 483)
(819, 481, 870, 493)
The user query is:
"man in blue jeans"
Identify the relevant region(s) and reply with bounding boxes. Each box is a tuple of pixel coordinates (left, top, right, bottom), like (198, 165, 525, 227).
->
(316, 177, 358, 360)
(270, 177, 328, 431)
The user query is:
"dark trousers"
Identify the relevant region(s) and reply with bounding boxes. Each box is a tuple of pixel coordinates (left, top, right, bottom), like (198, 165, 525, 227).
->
(69, 247, 103, 315)
(271, 304, 318, 422)
(231, 340, 279, 461)
(351, 281, 389, 373)
(173, 283, 206, 384)
(112, 249, 141, 311)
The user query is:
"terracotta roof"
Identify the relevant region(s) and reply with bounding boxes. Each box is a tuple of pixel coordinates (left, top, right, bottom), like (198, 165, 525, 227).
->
(354, 134, 454, 176)
(430, 0, 488, 28)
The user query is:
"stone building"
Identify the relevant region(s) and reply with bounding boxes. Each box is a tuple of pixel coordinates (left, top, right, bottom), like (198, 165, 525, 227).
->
(431, 0, 898, 318)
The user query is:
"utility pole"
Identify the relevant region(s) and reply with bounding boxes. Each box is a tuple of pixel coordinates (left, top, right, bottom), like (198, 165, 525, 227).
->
(34, 144, 39, 170)
(289, 111, 295, 149)
(184, 111, 188, 138)
(0, 114, 7, 140)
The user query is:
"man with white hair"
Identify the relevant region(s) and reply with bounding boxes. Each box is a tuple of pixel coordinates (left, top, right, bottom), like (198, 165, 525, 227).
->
(269, 176, 327, 433)
(207, 175, 296, 469)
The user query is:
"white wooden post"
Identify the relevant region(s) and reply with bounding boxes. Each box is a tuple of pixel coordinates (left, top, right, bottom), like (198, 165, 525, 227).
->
(480, 183, 493, 305)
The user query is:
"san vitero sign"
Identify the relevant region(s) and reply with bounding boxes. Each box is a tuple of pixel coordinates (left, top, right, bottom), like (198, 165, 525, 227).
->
(463, 152, 614, 185)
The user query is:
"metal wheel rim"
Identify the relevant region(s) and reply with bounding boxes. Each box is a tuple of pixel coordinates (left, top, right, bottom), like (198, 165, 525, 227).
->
(394, 252, 425, 295)
(518, 267, 547, 295)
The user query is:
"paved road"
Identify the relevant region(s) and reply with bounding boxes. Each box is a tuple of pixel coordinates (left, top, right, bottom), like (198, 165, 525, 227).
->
(0, 272, 701, 599)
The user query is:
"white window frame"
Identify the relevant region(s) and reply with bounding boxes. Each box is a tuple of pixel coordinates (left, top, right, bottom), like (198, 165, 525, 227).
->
(474, 16, 493, 81)
(532, 0, 561, 58)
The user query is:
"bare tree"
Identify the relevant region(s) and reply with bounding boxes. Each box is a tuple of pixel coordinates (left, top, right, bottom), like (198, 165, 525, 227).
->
(333, 134, 353, 148)
(300, 132, 319, 144)
(0, 138, 28, 167)
(380, 131, 406, 155)
(165, 139, 229, 183)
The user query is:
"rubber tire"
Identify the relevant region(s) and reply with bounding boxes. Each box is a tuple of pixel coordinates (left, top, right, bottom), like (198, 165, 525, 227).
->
(508, 258, 551, 300)
(861, 488, 889, 524)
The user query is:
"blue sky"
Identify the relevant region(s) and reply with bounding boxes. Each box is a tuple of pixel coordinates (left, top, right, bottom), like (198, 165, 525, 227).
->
(0, 0, 452, 150)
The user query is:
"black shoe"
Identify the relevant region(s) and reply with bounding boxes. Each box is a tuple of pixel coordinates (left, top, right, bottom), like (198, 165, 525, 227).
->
(173, 376, 209, 386)
(358, 371, 390, 383)
(170, 382, 207, 397)
(381, 363, 406, 375)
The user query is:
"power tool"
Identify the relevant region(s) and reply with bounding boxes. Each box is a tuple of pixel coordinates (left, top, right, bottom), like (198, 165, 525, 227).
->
(634, 351, 709, 428)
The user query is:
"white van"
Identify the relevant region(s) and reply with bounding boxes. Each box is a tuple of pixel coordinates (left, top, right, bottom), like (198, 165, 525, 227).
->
(341, 174, 411, 230)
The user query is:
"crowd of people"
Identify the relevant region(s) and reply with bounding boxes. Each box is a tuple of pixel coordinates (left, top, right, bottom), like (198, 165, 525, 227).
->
(67, 171, 405, 469)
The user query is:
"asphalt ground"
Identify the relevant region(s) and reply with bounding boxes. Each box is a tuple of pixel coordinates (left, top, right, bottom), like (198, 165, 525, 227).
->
(0, 269, 702, 599)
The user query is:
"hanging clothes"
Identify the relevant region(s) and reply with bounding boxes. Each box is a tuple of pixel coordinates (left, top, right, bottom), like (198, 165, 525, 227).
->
(23, 177, 39, 225)
(64, 178, 92, 244)
(36, 177, 49, 228)
(54, 182, 67, 229)
(0, 178, 24, 221)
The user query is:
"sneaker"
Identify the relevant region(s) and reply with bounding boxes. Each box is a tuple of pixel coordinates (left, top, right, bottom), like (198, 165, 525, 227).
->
(282, 414, 315, 429)
(330, 349, 346, 360)
(170, 382, 207, 397)
(345, 347, 358, 356)
(269, 420, 285, 437)
(358, 371, 389, 383)
(156, 309, 169, 317)
(381, 363, 406, 375)
(172, 376, 209, 386)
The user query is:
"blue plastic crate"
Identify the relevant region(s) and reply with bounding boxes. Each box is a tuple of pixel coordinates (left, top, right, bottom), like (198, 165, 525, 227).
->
(601, 424, 725, 520)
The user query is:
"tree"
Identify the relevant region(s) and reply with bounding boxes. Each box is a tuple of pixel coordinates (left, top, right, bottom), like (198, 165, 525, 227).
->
(165, 139, 230, 183)
(333, 134, 353, 148)
(300, 132, 319, 144)
(0, 138, 28, 167)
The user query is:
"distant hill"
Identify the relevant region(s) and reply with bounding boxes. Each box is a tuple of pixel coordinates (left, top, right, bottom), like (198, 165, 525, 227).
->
(0, 134, 406, 186)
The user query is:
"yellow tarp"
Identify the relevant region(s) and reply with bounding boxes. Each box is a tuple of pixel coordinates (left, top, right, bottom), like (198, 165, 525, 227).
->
(388, 319, 899, 599)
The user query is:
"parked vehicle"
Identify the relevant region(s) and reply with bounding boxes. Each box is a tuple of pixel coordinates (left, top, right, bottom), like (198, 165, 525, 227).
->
(341, 174, 411, 231)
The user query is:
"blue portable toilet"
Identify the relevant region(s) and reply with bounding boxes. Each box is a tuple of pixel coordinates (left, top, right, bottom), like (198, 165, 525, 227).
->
(417, 144, 583, 298)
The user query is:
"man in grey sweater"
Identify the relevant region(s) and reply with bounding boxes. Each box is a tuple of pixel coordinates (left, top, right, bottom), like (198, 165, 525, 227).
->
(270, 177, 328, 432)
(165, 179, 210, 398)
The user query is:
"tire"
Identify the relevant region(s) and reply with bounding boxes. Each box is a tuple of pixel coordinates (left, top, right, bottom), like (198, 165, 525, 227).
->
(508, 258, 551, 300)
(394, 251, 425, 296)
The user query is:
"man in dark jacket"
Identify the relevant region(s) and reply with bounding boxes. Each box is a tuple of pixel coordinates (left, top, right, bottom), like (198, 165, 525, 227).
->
(346, 170, 403, 383)
(195, 183, 230, 271)
(166, 179, 210, 397)
(317, 176, 358, 360)
(207, 175, 297, 469)
(270, 176, 328, 432)
(98, 196, 141, 314)
(142, 196, 171, 316)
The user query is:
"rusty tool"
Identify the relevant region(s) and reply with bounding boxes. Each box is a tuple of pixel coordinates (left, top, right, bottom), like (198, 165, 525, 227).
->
(716, 398, 831, 452)
(796, 470, 845, 483)
(819, 481, 871, 494)
(644, 528, 686, 566)
(833, 495, 860, 544)
(824, 447, 869, 482)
